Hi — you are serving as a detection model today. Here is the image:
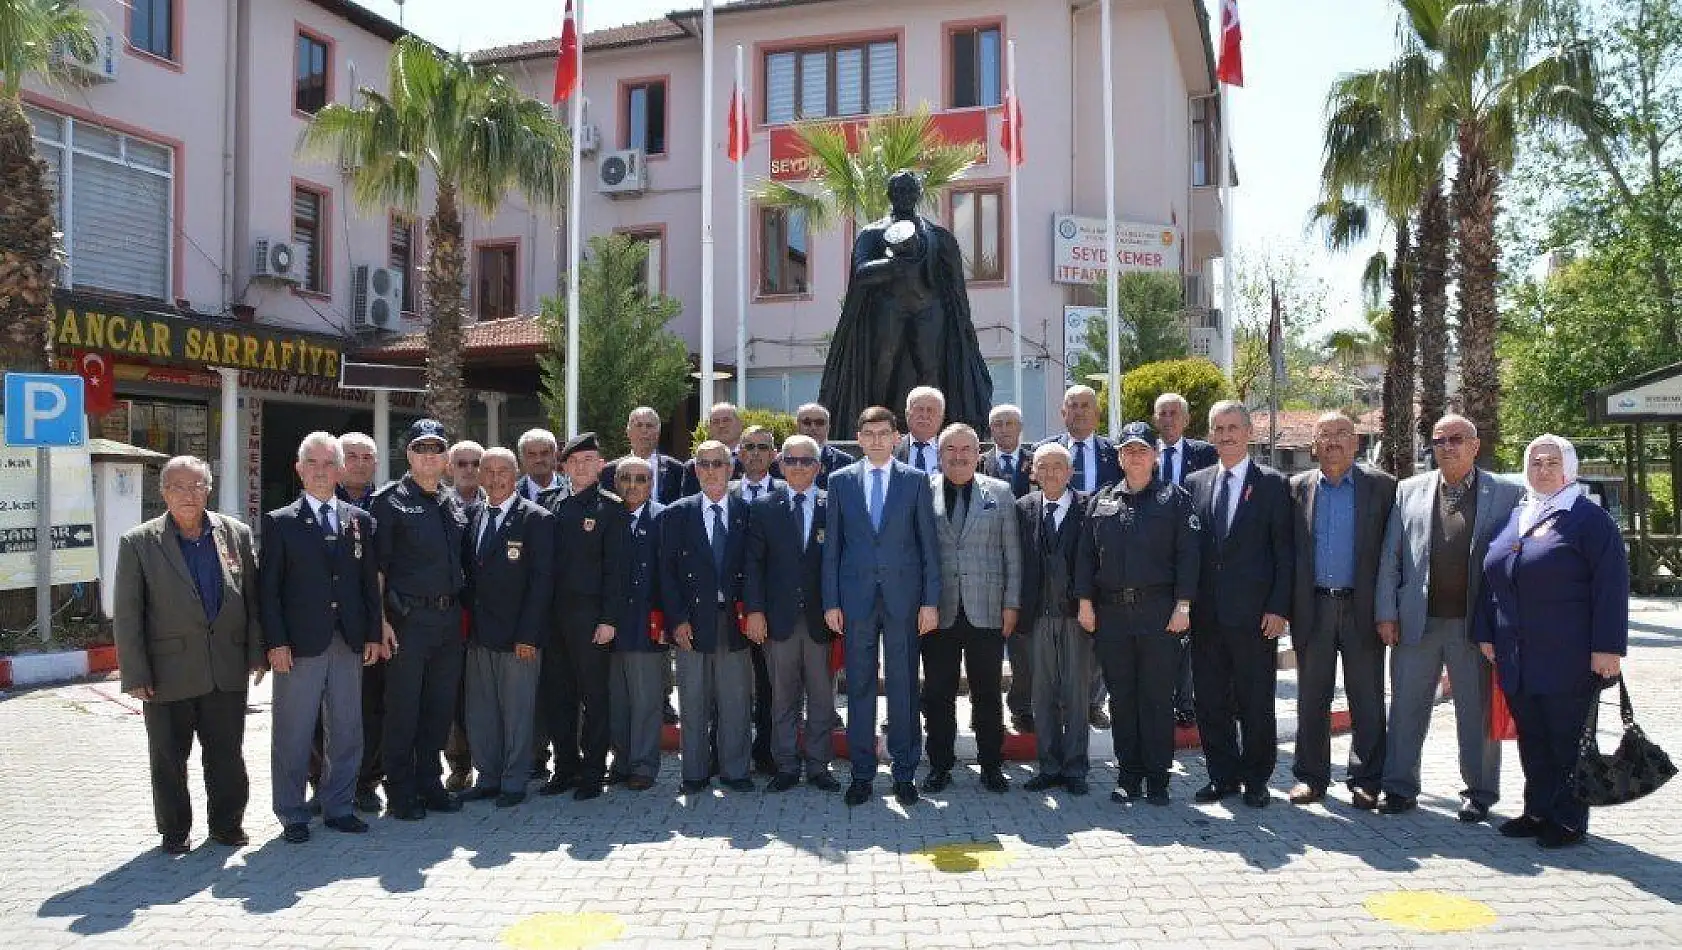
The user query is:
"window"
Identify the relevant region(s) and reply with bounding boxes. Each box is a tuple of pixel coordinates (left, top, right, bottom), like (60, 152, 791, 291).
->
(130, 0, 174, 60)
(950, 185, 1004, 282)
(624, 81, 667, 155)
(292, 186, 327, 294)
(949, 25, 1002, 109)
(764, 39, 897, 123)
(389, 216, 418, 313)
(476, 244, 517, 319)
(759, 207, 809, 296)
(1191, 96, 1221, 187)
(621, 229, 664, 296)
(295, 32, 330, 114)
(28, 105, 173, 300)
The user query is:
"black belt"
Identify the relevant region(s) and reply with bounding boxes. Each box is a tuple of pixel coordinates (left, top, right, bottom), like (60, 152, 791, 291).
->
(1096, 585, 1173, 606)
(396, 592, 457, 610)
(1315, 586, 1355, 600)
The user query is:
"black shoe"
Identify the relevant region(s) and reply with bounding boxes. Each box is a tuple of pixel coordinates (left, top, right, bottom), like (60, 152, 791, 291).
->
(538, 777, 576, 797)
(808, 773, 841, 792)
(444, 770, 470, 793)
(893, 781, 919, 806)
(921, 769, 952, 794)
(1379, 794, 1417, 815)
(753, 755, 779, 777)
(845, 781, 872, 806)
(1088, 705, 1111, 729)
(388, 803, 427, 821)
(354, 790, 383, 814)
(324, 814, 369, 833)
(1194, 782, 1238, 804)
(1024, 773, 1064, 792)
(282, 823, 311, 844)
(209, 828, 249, 847)
(1065, 778, 1090, 796)
(680, 779, 710, 795)
(1011, 714, 1036, 734)
(306, 796, 322, 816)
(422, 791, 462, 813)
(160, 835, 190, 856)
(460, 786, 500, 802)
(1350, 787, 1381, 811)
(1111, 783, 1141, 804)
(1242, 786, 1270, 808)
(1537, 823, 1585, 849)
(768, 773, 800, 793)
(1500, 815, 1546, 838)
(605, 772, 630, 787)
(1146, 784, 1171, 806)
(573, 783, 604, 801)
(721, 777, 756, 793)
(495, 791, 527, 808)
(980, 768, 1010, 794)
(530, 765, 552, 782)
(1457, 799, 1491, 823)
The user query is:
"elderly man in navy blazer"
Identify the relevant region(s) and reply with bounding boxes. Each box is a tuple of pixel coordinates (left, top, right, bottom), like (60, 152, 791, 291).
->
(601, 406, 686, 505)
(795, 403, 855, 489)
(459, 448, 553, 809)
(261, 433, 382, 844)
(824, 405, 943, 807)
(661, 440, 757, 794)
(744, 434, 840, 792)
(607, 455, 668, 791)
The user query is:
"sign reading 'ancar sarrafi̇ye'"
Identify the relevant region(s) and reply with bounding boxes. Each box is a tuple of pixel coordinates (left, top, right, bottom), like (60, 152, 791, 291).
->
(52, 302, 343, 380)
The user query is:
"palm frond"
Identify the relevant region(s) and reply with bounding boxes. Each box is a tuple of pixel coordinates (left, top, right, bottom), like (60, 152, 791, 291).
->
(1361, 251, 1392, 309)
(0, 0, 97, 99)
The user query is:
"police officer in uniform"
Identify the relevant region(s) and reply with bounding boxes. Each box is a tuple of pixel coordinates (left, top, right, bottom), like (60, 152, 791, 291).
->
(370, 419, 470, 821)
(539, 432, 629, 801)
(1075, 421, 1200, 806)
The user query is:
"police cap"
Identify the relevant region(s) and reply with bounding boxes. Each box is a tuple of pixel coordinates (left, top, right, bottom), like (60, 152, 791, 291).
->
(1117, 421, 1157, 449)
(407, 418, 448, 448)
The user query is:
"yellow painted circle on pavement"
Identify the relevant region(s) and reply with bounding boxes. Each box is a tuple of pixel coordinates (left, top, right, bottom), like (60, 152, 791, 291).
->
(500, 912, 626, 950)
(1365, 891, 1497, 932)
(910, 841, 1013, 873)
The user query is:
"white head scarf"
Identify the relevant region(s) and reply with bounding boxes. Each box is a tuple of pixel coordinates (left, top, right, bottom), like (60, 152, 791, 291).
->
(1517, 433, 1582, 534)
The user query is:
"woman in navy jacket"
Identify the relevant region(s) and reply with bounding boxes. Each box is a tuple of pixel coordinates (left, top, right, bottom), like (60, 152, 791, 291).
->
(1473, 434, 1628, 848)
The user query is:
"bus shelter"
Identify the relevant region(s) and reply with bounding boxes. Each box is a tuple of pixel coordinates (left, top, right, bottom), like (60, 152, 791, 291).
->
(1588, 362, 1682, 592)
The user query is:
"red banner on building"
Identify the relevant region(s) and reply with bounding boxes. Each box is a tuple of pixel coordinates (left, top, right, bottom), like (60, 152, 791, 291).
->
(768, 110, 990, 181)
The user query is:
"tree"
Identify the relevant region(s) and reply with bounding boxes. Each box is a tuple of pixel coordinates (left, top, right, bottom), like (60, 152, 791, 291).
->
(1225, 245, 1334, 406)
(538, 234, 691, 458)
(1067, 272, 1190, 386)
(1119, 359, 1233, 438)
(0, 0, 94, 373)
(300, 36, 569, 435)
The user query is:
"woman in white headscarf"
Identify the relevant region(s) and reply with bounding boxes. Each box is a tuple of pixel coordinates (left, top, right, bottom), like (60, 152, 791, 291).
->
(1472, 434, 1629, 848)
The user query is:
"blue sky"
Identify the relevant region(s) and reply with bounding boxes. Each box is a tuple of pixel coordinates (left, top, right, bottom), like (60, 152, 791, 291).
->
(362, 0, 1400, 334)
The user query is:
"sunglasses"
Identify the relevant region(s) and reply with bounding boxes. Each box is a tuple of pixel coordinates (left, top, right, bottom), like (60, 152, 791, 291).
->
(1430, 434, 1470, 448)
(743, 443, 775, 452)
(695, 459, 731, 470)
(410, 443, 446, 455)
(616, 473, 651, 484)
(781, 456, 819, 468)
(797, 418, 828, 427)
(454, 459, 481, 468)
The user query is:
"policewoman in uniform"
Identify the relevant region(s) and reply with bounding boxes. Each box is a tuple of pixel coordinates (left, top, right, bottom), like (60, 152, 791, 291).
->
(1074, 421, 1201, 806)
(370, 418, 470, 821)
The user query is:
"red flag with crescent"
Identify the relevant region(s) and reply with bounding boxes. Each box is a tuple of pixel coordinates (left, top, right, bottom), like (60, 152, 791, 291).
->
(552, 0, 579, 104)
(76, 350, 117, 415)
(1217, 0, 1244, 87)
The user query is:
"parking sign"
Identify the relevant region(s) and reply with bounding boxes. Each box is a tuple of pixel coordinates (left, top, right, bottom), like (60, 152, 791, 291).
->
(3, 373, 86, 447)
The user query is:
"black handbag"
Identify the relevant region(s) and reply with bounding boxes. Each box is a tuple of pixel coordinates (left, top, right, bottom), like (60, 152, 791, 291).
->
(1569, 677, 1676, 807)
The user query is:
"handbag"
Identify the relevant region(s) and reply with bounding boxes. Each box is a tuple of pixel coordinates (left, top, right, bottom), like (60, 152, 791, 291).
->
(1488, 668, 1519, 741)
(1569, 676, 1676, 806)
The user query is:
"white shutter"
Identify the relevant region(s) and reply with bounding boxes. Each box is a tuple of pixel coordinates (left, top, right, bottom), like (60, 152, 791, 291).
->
(800, 50, 827, 118)
(868, 42, 897, 113)
(835, 47, 864, 116)
(766, 52, 796, 124)
(70, 152, 169, 298)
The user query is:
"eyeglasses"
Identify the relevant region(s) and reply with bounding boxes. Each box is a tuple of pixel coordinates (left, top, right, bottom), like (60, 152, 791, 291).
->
(616, 473, 651, 484)
(695, 459, 731, 470)
(742, 443, 775, 452)
(781, 456, 819, 468)
(1430, 434, 1470, 448)
(797, 418, 827, 427)
(454, 459, 481, 468)
(411, 443, 446, 455)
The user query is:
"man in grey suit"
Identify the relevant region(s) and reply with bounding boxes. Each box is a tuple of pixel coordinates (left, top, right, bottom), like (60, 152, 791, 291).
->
(115, 456, 265, 855)
(1287, 413, 1398, 809)
(922, 424, 1023, 795)
(1375, 413, 1522, 820)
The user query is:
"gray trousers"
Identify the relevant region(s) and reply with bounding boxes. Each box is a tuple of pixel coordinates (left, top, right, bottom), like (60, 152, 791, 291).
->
(766, 620, 837, 777)
(1030, 618, 1093, 778)
(272, 635, 363, 824)
(1383, 616, 1501, 805)
(1293, 596, 1387, 792)
(676, 620, 754, 783)
(464, 644, 542, 794)
(611, 650, 667, 779)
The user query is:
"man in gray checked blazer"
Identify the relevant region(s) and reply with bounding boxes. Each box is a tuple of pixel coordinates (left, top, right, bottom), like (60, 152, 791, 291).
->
(921, 423, 1023, 796)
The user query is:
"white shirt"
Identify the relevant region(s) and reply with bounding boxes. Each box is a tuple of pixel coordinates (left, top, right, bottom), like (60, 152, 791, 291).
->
(702, 493, 730, 546)
(522, 473, 560, 500)
(739, 475, 775, 500)
(908, 436, 940, 473)
(1157, 438, 1186, 486)
(1042, 490, 1070, 532)
(1214, 456, 1250, 532)
(478, 495, 514, 548)
(628, 502, 648, 529)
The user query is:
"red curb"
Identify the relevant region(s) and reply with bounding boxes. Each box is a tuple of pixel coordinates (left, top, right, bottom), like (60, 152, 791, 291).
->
(87, 645, 119, 675)
(0, 659, 10, 690)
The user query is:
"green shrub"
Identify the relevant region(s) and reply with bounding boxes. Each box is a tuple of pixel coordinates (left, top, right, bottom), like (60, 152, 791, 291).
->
(689, 408, 799, 453)
(1101, 358, 1234, 438)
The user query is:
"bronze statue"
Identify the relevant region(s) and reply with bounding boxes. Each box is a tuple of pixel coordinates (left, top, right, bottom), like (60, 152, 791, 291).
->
(819, 170, 994, 438)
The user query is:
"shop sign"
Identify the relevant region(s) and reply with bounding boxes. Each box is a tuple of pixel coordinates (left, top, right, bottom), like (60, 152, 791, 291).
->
(1052, 215, 1181, 285)
(52, 298, 344, 380)
(769, 110, 989, 181)
(0, 435, 99, 590)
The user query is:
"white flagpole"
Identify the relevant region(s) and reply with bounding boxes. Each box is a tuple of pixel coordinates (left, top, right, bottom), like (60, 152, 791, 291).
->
(1007, 39, 1023, 420)
(1101, 0, 1120, 435)
(564, 0, 585, 438)
(1219, 81, 1235, 373)
(700, 0, 717, 413)
(735, 43, 747, 409)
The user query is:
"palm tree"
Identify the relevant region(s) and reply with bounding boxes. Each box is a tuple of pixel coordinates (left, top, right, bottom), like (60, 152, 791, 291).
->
(300, 35, 568, 434)
(0, 0, 94, 373)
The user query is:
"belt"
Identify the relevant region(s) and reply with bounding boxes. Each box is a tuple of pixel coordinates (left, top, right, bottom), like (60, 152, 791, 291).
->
(397, 592, 457, 610)
(1315, 586, 1355, 599)
(1095, 585, 1173, 606)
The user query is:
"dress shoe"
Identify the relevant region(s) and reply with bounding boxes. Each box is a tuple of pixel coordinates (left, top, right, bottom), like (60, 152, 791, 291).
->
(1379, 794, 1417, 815)
(721, 777, 756, 793)
(768, 773, 800, 793)
(1350, 787, 1381, 811)
(160, 835, 190, 856)
(920, 769, 952, 794)
(460, 785, 500, 802)
(388, 802, 426, 821)
(354, 790, 383, 814)
(680, 779, 711, 795)
(573, 783, 604, 801)
(807, 772, 841, 792)
(422, 791, 462, 813)
(1537, 823, 1585, 849)
(1288, 783, 1326, 805)
(1011, 713, 1036, 734)
(324, 814, 369, 833)
(844, 782, 872, 806)
(1500, 815, 1546, 838)
(1024, 773, 1064, 792)
(753, 755, 779, 777)
(282, 823, 311, 844)
(1110, 783, 1141, 804)
(1146, 783, 1170, 807)
(495, 791, 527, 808)
(625, 776, 655, 791)
(893, 781, 919, 806)
(1087, 705, 1111, 729)
(209, 828, 249, 847)
(980, 768, 1010, 794)
(538, 777, 576, 797)
(605, 772, 630, 786)
(1194, 782, 1239, 804)
(1242, 786, 1271, 808)
(1065, 778, 1090, 797)
(444, 770, 470, 793)
(530, 765, 552, 782)
(1457, 799, 1491, 823)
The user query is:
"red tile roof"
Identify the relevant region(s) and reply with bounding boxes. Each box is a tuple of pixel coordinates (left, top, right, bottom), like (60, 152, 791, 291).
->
(355, 317, 549, 359)
(1248, 409, 1381, 450)
(471, 18, 691, 63)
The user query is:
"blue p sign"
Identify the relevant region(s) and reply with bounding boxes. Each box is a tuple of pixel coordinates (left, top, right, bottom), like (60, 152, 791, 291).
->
(4, 373, 86, 448)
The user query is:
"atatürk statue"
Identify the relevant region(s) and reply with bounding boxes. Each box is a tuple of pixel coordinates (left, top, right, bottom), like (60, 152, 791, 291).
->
(818, 171, 993, 439)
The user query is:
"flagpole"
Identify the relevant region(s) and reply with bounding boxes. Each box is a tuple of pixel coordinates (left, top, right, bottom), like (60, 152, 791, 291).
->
(700, 0, 716, 416)
(1100, 0, 1121, 436)
(1007, 39, 1023, 421)
(734, 43, 747, 409)
(564, 0, 585, 438)
(1219, 82, 1235, 375)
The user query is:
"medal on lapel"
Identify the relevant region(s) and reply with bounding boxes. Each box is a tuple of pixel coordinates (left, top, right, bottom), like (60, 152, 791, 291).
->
(815, 528, 825, 545)
(350, 512, 364, 560)
(583, 517, 597, 532)
(507, 539, 523, 562)
(215, 527, 239, 578)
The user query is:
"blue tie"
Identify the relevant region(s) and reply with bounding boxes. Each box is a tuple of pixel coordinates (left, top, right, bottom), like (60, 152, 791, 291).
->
(913, 442, 930, 472)
(1216, 471, 1234, 542)
(793, 491, 807, 551)
(1001, 454, 1014, 478)
(1072, 440, 1088, 491)
(710, 503, 727, 582)
(869, 468, 885, 530)
(1162, 444, 1177, 485)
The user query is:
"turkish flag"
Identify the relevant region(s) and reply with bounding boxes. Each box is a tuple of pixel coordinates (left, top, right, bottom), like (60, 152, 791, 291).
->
(552, 0, 579, 104)
(726, 84, 749, 162)
(76, 350, 117, 415)
(1217, 0, 1244, 87)
(1000, 91, 1025, 166)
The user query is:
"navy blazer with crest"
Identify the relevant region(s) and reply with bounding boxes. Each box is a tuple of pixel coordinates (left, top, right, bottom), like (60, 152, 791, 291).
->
(463, 495, 555, 651)
(258, 495, 381, 657)
(744, 484, 832, 643)
(816, 443, 856, 489)
(1186, 459, 1295, 628)
(602, 453, 687, 506)
(658, 491, 752, 653)
(613, 501, 668, 653)
(982, 445, 1034, 498)
(1015, 489, 1087, 636)
(1036, 433, 1122, 494)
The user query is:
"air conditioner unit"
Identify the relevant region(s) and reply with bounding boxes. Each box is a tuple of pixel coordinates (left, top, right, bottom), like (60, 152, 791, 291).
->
(353, 265, 404, 329)
(597, 149, 647, 197)
(252, 237, 301, 283)
(577, 122, 601, 155)
(50, 28, 118, 84)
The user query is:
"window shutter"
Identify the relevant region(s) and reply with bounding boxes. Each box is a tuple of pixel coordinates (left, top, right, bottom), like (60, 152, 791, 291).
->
(71, 153, 170, 298)
(766, 53, 796, 124)
(868, 42, 897, 113)
(800, 50, 828, 119)
(835, 47, 864, 116)
(292, 190, 321, 290)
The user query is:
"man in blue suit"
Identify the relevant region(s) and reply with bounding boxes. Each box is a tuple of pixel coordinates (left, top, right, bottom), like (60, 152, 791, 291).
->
(1154, 392, 1219, 727)
(823, 406, 942, 807)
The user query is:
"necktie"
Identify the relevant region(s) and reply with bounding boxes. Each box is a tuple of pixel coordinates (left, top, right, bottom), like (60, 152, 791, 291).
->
(914, 442, 930, 472)
(1073, 440, 1089, 491)
(318, 501, 337, 539)
(479, 507, 501, 558)
(749, 483, 762, 501)
(793, 491, 807, 551)
(1216, 471, 1234, 542)
(1042, 501, 1057, 549)
(869, 468, 885, 530)
(709, 503, 727, 580)
(1162, 445, 1177, 485)
(1001, 454, 1014, 478)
